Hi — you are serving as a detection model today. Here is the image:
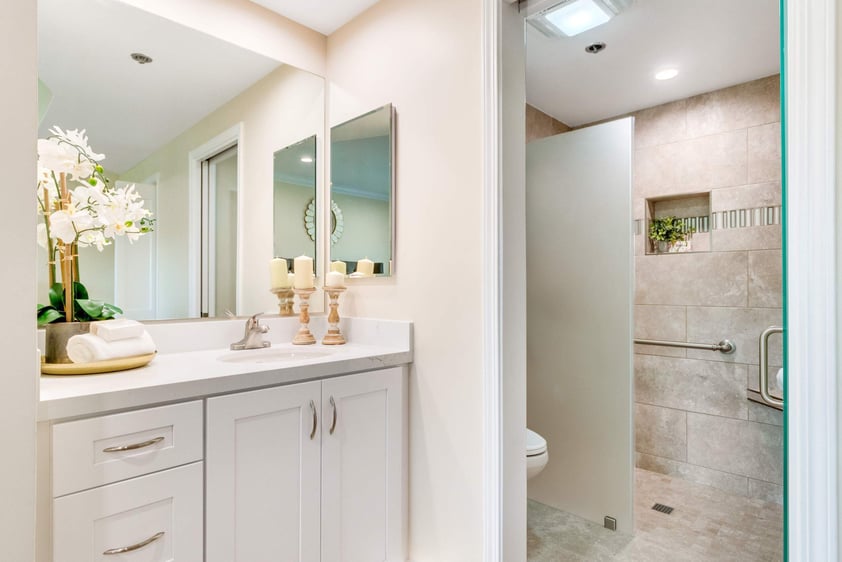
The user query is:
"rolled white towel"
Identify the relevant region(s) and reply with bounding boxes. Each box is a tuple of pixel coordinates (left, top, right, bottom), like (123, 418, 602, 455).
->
(66, 331, 156, 364)
(90, 319, 145, 342)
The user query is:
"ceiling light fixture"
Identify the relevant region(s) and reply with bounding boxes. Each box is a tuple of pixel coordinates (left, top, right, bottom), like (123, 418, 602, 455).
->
(130, 52, 153, 65)
(526, 0, 632, 38)
(654, 68, 679, 81)
(300, 156, 314, 163)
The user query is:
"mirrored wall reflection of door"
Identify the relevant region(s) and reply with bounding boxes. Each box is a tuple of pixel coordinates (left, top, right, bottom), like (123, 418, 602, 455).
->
(201, 145, 238, 318)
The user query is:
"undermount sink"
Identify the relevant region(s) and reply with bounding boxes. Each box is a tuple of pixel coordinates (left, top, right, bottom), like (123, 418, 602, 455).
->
(218, 347, 333, 364)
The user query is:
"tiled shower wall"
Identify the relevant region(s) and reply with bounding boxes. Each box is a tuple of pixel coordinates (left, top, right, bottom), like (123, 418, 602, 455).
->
(632, 75, 783, 504)
(525, 75, 783, 504)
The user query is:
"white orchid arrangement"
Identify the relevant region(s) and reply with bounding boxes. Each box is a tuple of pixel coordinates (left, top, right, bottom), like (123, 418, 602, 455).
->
(37, 126, 154, 326)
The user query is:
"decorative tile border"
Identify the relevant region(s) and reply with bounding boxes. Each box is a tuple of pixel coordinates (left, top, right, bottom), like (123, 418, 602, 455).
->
(634, 206, 782, 236)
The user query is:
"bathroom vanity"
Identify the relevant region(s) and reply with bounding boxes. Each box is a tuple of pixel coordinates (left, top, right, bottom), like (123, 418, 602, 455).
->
(37, 317, 412, 562)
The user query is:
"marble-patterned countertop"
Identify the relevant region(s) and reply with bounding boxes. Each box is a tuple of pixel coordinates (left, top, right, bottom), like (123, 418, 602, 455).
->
(39, 317, 412, 421)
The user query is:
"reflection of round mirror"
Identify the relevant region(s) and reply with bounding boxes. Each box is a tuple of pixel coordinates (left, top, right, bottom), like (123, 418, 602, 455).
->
(304, 199, 344, 246)
(330, 200, 344, 245)
(304, 200, 316, 241)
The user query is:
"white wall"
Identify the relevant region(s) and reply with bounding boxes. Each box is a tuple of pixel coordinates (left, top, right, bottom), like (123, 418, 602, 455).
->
(326, 0, 485, 558)
(121, 65, 324, 318)
(120, 0, 326, 76)
(0, 0, 37, 559)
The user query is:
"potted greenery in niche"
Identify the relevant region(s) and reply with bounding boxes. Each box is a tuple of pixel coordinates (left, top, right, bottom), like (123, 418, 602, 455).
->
(648, 216, 694, 254)
(36, 127, 154, 363)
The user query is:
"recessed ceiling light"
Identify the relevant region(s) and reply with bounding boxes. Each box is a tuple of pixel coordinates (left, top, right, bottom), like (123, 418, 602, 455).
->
(655, 68, 679, 81)
(300, 156, 313, 163)
(130, 52, 153, 65)
(526, 0, 632, 38)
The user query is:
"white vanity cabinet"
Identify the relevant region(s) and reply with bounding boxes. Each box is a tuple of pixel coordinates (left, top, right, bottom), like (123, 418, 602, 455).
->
(206, 366, 407, 562)
(49, 401, 205, 562)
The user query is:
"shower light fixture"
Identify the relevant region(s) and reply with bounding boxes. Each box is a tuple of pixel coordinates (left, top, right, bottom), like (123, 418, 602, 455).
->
(526, 0, 632, 38)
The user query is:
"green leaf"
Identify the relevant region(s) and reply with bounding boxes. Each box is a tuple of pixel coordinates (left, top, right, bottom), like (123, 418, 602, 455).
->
(48, 283, 65, 310)
(36, 305, 64, 327)
(75, 299, 104, 318)
(73, 282, 89, 300)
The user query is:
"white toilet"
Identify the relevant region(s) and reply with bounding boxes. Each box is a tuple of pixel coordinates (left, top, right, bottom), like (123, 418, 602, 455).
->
(526, 428, 548, 479)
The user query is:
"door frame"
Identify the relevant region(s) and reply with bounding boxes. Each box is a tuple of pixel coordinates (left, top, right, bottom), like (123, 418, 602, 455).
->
(187, 123, 243, 317)
(482, 0, 840, 560)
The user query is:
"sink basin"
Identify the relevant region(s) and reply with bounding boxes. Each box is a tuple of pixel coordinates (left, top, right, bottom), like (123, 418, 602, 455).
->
(218, 348, 333, 364)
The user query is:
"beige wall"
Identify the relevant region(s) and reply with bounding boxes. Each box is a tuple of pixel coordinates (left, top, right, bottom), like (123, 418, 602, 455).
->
(632, 75, 784, 503)
(326, 0, 484, 558)
(121, 65, 324, 318)
(0, 0, 37, 559)
(526, 104, 570, 143)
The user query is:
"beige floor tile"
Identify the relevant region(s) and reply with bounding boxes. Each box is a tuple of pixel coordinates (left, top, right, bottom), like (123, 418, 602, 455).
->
(528, 468, 782, 561)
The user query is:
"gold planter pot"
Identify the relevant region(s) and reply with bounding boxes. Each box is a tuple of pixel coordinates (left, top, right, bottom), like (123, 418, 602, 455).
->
(45, 322, 91, 364)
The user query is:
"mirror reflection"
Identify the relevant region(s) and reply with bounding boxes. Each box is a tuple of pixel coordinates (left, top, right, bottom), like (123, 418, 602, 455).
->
(330, 104, 395, 276)
(273, 136, 318, 267)
(37, 0, 325, 320)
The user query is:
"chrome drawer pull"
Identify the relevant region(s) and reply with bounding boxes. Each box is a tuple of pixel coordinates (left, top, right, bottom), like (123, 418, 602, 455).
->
(329, 396, 337, 435)
(102, 436, 165, 453)
(103, 531, 165, 555)
(309, 400, 318, 440)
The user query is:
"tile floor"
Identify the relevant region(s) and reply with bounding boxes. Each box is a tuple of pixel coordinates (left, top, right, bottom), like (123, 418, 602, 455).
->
(528, 468, 783, 561)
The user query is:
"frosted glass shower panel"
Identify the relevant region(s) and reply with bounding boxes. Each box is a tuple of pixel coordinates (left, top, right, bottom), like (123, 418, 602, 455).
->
(526, 118, 634, 533)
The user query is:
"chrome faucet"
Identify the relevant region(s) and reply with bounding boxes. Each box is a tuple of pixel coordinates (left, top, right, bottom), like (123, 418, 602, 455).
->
(230, 313, 271, 350)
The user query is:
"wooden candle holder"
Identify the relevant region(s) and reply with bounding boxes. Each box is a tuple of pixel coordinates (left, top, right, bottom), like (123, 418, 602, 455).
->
(270, 287, 295, 316)
(292, 287, 317, 345)
(323, 286, 347, 345)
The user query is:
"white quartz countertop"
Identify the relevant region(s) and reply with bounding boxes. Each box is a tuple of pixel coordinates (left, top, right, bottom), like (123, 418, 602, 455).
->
(39, 317, 412, 421)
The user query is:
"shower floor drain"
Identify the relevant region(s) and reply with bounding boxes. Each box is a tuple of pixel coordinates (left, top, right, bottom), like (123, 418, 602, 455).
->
(652, 503, 674, 515)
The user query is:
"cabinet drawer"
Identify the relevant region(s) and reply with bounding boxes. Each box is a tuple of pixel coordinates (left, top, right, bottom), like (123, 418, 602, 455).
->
(52, 400, 203, 497)
(53, 461, 203, 562)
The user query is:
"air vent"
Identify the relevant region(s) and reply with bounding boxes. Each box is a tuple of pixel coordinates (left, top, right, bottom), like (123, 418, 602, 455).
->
(652, 503, 674, 515)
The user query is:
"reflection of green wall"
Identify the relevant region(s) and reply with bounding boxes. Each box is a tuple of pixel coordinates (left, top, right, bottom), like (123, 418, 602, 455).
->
(274, 182, 315, 260)
(331, 193, 390, 267)
(331, 136, 390, 198)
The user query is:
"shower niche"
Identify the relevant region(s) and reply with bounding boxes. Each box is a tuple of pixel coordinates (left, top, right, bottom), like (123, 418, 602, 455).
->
(643, 193, 711, 255)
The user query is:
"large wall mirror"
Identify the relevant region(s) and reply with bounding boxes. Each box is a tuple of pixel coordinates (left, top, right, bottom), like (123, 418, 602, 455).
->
(329, 104, 395, 276)
(37, 0, 324, 320)
(273, 136, 318, 268)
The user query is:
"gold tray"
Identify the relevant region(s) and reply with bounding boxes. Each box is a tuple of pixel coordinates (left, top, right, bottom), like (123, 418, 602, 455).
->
(40, 353, 156, 376)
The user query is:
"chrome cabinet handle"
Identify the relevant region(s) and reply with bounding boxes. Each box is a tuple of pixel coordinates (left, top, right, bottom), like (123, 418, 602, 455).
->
(329, 396, 337, 435)
(759, 326, 784, 408)
(102, 436, 164, 453)
(103, 531, 165, 555)
(309, 400, 318, 440)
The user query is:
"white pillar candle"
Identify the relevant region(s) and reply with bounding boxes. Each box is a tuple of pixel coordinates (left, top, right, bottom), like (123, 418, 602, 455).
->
(270, 258, 289, 289)
(330, 260, 347, 275)
(356, 258, 374, 277)
(293, 255, 314, 289)
(326, 271, 344, 287)
(287, 272, 295, 288)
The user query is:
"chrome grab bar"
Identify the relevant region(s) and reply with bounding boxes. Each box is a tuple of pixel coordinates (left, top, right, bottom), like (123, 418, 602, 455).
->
(634, 338, 736, 354)
(759, 326, 784, 408)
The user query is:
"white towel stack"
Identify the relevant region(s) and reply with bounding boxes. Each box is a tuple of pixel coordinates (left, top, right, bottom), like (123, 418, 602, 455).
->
(66, 319, 157, 364)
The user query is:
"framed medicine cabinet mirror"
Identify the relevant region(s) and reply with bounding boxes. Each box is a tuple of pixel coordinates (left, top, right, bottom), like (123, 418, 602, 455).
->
(37, 0, 325, 320)
(329, 104, 395, 277)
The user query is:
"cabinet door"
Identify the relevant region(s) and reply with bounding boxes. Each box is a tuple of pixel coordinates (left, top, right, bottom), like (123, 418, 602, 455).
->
(53, 461, 203, 562)
(206, 381, 321, 562)
(321, 367, 407, 562)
